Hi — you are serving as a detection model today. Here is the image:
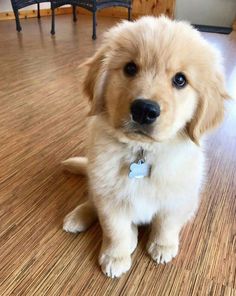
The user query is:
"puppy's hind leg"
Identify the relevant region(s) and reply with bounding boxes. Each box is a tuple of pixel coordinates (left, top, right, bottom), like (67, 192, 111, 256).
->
(63, 200, 97, 233)
(62, 157, 88, 176)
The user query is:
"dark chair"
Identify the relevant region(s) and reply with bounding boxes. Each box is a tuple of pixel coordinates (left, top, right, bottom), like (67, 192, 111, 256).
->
(50, 0, 132, 39)
(10, 0, 49, 32)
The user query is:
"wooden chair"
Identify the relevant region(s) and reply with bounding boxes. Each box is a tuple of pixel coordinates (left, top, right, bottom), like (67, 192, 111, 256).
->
(10, 0, 49, 32)
(50, 0, 132, 39)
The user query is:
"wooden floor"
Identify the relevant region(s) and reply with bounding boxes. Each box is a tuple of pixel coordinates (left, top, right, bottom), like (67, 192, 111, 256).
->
(0, 15, 236, 296)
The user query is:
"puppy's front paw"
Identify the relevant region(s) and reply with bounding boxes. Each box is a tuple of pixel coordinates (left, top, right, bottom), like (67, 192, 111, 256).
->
(99, 253, 131, 278)
(147, 241, 178, 264)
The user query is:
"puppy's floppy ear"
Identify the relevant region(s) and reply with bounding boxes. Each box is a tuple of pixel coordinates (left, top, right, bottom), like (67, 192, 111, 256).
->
(80, 47, 107, 115)
(187, 68, 228, 144)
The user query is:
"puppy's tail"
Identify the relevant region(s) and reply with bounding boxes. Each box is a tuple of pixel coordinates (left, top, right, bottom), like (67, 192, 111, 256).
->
(62, 157, 88, 176)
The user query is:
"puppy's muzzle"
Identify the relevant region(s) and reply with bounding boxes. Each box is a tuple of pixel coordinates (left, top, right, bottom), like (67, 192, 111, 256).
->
(130, 98, 160, 125)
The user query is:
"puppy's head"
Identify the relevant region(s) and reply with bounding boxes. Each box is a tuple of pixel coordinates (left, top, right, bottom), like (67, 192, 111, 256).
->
(82, 16, 228, 144)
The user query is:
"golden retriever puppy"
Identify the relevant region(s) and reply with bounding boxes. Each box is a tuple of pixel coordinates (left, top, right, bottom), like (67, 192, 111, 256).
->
(62, 16, 228, 278)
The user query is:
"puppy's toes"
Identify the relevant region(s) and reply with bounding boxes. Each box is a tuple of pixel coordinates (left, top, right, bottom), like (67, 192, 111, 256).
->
(63, 201, 97, 233)
(99, 254, 131, 278)
(63, 212, 89, 233)
(147, 242, 178, 264)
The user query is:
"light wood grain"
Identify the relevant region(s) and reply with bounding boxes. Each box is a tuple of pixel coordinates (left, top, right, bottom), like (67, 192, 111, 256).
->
(233, 20, 236, 31)
(0, 15, 235, 296)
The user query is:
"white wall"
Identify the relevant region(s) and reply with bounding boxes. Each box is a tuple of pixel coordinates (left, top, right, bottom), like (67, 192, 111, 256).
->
(175, 0, 236, 27)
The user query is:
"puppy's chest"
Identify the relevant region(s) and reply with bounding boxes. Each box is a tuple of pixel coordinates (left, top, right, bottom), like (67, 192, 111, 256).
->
(90, 148, 162, 199)
(90, 150, 159, 223)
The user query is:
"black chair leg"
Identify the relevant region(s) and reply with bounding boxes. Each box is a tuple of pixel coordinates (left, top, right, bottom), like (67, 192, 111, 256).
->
(37, 3, 41, 18)
(73, 5, 77, 22)
(128, 7, 131, 21)
(92, 11, 96, 40)
(13, 8, 22, 32)
(51, 8, 55, 35)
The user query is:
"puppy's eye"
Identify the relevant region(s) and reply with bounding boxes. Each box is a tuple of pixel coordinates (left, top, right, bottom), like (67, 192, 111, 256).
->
(172, 72, 187, 89)
(124, 62, 138, 77)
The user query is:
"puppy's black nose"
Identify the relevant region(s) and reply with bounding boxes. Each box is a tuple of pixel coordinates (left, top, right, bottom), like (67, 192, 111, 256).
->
(130, 99, 160, 125)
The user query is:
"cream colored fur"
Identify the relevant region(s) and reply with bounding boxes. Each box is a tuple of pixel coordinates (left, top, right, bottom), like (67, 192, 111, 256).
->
(62, 16, 227, 278)
(62, 157, 88, 175)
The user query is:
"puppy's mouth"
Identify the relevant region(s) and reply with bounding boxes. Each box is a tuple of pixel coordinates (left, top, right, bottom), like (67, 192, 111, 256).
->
(122, 120, 155, 141)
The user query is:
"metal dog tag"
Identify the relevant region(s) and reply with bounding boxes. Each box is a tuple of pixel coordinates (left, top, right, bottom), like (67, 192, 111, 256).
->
(129, 160, 151, 179)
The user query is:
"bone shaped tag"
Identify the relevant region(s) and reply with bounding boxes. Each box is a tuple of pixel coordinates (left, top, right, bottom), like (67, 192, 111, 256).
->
(129, 160, 151, 179)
